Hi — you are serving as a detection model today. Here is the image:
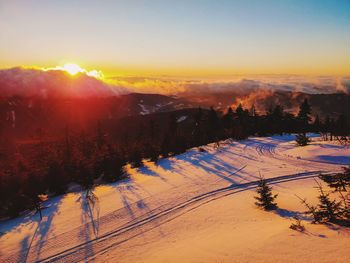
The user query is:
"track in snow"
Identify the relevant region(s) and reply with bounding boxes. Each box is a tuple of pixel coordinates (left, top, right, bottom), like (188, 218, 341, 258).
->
(1, 136, 344, 263)
(37, 170, 326, 263)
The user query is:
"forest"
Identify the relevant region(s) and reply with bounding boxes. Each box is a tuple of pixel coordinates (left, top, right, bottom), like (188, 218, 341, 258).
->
(0, 98, 349, 218)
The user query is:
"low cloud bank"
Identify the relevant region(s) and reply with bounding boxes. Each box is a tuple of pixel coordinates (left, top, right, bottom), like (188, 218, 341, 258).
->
(108, 75, 350, 95)
(0, 67, 349, 98)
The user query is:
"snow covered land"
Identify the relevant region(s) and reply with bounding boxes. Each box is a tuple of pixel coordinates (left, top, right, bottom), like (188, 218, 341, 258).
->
(1, 135, 349, 263)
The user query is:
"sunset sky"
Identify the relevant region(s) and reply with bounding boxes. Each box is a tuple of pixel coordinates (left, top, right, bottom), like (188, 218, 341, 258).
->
(0, 0, 349, 77)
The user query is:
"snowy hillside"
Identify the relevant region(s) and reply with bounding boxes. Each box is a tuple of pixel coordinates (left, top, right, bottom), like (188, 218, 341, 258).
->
(0, 135, 349, 262)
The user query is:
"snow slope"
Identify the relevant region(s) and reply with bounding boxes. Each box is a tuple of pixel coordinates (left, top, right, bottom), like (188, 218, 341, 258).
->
(281, 137, 350, 165)
(0, 135, 349, 262)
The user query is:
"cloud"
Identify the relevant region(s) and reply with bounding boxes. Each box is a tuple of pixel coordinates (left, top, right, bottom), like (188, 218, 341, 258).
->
(0, 67, 349, 98)
(0, 67, 126, 98)
(108, 74, 350, 95)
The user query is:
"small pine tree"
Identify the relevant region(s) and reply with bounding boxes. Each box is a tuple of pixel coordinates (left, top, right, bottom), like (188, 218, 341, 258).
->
(296, 195, 322, 223)
(296, 133, 310, 146)
(255, 176, 278, 210)
(315, 181, 342, 222)
(320, 167, 350, 192)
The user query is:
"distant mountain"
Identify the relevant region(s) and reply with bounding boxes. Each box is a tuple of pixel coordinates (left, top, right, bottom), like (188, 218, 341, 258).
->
(0, 67, 349, 140)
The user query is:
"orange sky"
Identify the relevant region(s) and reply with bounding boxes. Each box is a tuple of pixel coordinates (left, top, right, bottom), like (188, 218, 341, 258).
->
(1, 1, 349, 77)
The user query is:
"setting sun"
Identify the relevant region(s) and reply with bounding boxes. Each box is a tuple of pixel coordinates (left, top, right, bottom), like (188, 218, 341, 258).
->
(62, 63, 83, 76)
(0, 1, 349, 262)
(42, 63, 104, 79)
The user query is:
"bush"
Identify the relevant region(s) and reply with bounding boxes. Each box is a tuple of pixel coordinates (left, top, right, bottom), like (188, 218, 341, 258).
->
(289, 216, 305, 232)
(296, 133, 310, 146)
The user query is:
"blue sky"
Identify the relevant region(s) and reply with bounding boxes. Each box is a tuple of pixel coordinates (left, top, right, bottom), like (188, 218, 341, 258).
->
(0, 0, 349, 76)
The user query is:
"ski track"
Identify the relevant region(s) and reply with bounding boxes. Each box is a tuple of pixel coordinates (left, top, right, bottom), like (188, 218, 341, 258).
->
(40, 171, 327, 263)
(0, 136, 344, 263)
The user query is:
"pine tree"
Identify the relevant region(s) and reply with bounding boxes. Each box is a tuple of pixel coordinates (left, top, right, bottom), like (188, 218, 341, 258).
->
(255, 176, 278, 210)
(335, 114, 348, 138)
(34, 194, 48, 221)
(320, 167, 350, 192)
(169, 114, 178, 137)
(99, 148, 124, 183)
(296, 195, 322, 223)
(194, 107, 203, 127)
(47, 161, 67, 194)
(160, 136, 171, 158)
(222, 107, 234, 129)
(150, 148, 159, 164)
(314, 181, 342, 222)
(149, 119, 156, 141)
(64, 124, 72, 164)
(130, 149, 143, 168)
(297, 98, 312, 133)
(24, 173, 47, 220)
(208, 107, 220, 141)
(193, 107, 204, 146)
(297, 98, 312, 124)
(295, 133, 310, 146)
(96, 121, 105, 149)
(236, 104, 244, 118)
(313, 115, 321, 132)
(249, 104, 257, 117)
(343, 194, 350, 220)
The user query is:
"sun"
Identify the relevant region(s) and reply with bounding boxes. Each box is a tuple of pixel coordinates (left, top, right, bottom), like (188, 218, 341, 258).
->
(43, 63, 104, 79)
(62, 63, 83, 76)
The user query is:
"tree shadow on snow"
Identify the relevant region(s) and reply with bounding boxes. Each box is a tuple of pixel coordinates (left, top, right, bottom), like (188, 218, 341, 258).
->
(25, 197, 63, 262)
(113, 183, 165, 238)
(274, 208, 309, 221)
(78, 191, 101, 262)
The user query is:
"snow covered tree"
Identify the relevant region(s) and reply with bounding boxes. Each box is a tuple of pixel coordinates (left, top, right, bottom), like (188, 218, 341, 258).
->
(255, 177, 278, 210)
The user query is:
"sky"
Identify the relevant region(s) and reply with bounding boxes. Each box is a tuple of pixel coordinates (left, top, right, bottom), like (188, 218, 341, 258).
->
(0, 0, 350, 77)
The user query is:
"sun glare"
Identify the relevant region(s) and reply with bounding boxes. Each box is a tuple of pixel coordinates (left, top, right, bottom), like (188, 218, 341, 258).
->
(62, 63, 83, 76)
(43, 63, 104, 79)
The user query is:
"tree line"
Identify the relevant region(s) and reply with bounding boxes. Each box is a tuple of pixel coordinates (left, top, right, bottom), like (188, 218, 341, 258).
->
(0, 99, 349, 218)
